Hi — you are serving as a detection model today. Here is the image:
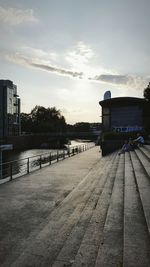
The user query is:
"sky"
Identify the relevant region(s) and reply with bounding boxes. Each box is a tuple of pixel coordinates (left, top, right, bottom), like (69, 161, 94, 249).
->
(0, 0, 150, 124)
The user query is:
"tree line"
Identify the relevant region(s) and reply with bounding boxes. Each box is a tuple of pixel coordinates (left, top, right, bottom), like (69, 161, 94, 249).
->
(21, 105, 100, 134)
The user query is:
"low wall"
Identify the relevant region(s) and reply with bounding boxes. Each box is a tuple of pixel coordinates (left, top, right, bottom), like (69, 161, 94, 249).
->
(101, 140, 124, 156)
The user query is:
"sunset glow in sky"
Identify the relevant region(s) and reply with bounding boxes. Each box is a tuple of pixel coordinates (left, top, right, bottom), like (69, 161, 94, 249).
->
(0, 0, 150, 123)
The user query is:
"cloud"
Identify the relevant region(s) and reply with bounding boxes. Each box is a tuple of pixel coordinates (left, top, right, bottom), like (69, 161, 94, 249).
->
(66, 42, 95, 71)
(30, 62, 83, 78)
(4, 52, 83, 79)
(91, 74, 129, 84)
(21, 47, 57, 61)
(2, 45, 148, 90)
(89, 74, 148, 89)
(0, 6, 38, 25)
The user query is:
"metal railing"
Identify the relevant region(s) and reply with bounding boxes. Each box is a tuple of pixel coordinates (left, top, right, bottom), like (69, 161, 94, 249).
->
(0, 143, 95, 182)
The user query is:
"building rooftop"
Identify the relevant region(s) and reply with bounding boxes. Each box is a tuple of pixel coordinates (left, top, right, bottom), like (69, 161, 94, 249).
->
(99, 96, 146, 107)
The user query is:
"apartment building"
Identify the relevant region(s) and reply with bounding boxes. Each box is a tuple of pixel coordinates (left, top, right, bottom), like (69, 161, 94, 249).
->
(0, 80, 21, 139)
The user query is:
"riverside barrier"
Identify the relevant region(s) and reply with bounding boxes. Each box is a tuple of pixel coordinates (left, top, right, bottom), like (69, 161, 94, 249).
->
(0, 143, 95, 184)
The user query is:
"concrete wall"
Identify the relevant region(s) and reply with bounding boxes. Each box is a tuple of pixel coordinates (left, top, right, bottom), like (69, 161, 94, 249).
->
(111, 106, 143, 127)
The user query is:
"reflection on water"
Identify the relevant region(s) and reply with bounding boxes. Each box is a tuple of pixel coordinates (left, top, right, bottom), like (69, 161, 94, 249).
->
(3, 148, 57, 163)
(3, 140, 92, 163)
(1, 140, 94, 180)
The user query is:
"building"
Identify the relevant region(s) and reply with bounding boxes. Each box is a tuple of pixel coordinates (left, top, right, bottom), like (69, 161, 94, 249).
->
(0, 80, 21, 140)
(99, 96, 146, 133)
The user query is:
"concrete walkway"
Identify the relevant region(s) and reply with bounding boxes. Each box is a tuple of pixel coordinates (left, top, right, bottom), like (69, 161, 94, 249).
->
(0, 145, 150, 267)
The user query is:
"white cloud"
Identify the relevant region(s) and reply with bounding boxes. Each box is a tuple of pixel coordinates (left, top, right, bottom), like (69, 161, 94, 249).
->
(90, 74, 148, 89)
(65, 42, 95, 75)
(2, 43, 149, 90)
(22, 47, 57, 61)
(0, 6, 38, 26)
(4, 52, 84, 79)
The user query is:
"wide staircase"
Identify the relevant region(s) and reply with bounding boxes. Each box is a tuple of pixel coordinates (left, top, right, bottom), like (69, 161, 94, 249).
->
(1, 146, 150, 267)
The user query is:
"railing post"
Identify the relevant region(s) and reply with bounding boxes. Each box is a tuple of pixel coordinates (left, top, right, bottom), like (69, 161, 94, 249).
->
(49, 152, 51, 165)
(57, 151, 59, 162)
(0, 150, 2, 179)
(39, 156, 42, 169)
(10, 162, 12, 180)
(27, 158, 29, 173)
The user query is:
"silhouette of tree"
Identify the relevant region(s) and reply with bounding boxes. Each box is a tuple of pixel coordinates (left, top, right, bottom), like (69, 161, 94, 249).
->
(20, 113, 32, 133)
(74, 122, 91, 132)
(143, 83, 150, 134)
(21, 106, 66, 133)
(143, 82, 150, 101)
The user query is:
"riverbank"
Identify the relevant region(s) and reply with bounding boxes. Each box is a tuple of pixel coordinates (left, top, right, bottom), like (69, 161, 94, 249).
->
(3, 140, 93, 163)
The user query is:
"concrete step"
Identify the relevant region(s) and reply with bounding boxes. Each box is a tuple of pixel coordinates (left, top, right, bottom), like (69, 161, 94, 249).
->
(95, 154, 124, 267)
(130, 151, 150, 237)
(50, 153, 118, 267)
(52, 153, 120, 267)
(7, 153, 117, 267)
(139, 145, 150, 161)
(134, 148, 150, 177)
(144, 145, 150, 151)
(123, 152, 150, 267)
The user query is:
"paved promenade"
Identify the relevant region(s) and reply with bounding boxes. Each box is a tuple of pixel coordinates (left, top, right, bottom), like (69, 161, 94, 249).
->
(0, 145, 150, 267)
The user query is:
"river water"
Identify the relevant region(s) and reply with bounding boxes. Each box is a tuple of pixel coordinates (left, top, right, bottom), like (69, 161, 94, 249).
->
(3, 140, 93, 163)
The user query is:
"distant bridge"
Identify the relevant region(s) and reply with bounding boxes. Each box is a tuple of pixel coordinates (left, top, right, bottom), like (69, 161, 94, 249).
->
(23, 131, 101, 138)
(6, 131, 101, 150)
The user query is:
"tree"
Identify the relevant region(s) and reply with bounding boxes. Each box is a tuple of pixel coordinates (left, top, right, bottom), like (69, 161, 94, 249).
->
(143, 83, 150, 134)
(21, 106, 66, 133)
(30, 106, 66, 133)
(20, 113, 32, 133)
(74, 122, 91, 132)
(143, 82, 150, 101)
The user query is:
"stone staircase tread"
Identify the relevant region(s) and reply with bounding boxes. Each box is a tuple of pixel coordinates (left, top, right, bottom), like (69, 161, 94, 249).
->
(144, 145, 150, 151)
(95, 154, 124, 267)
(123, 152, 150, 267)
(130, 151, 150, 236)
(139, 146, 150, 161)
(134, 149, 150, 177)
(51, 154, 119, 266)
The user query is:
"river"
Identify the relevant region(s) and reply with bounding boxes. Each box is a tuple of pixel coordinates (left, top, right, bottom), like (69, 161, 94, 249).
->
(3, 140, 93, 163)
